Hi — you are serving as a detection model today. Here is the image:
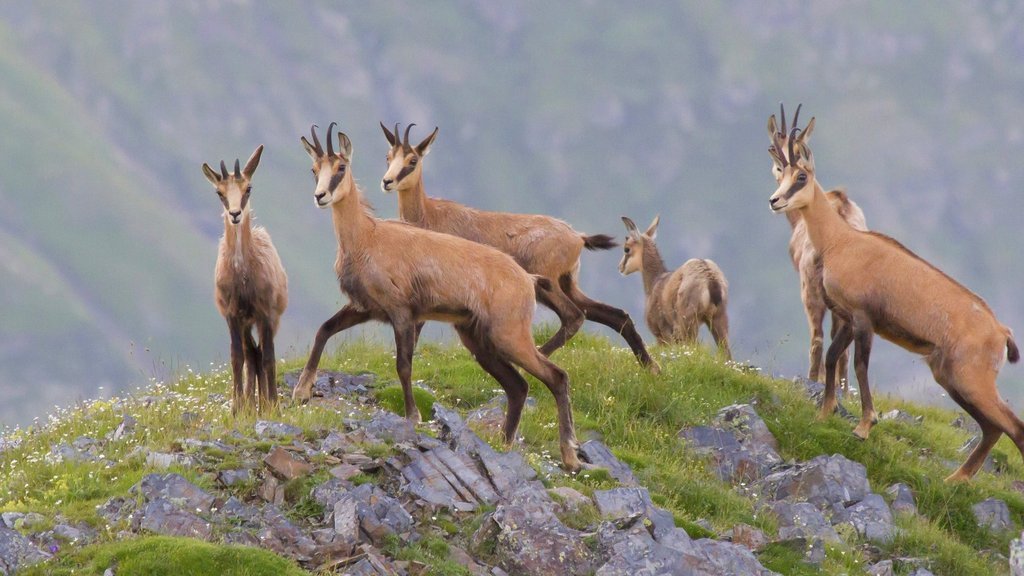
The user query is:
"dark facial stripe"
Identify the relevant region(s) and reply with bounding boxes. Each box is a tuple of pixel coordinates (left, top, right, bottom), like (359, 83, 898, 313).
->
(395, 164, 416, 184)
(783, 177, 807, 199)
(329, 168, 346, 191)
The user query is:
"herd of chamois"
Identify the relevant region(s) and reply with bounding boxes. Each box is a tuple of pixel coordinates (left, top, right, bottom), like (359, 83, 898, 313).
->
(201, 104, 1022, 481)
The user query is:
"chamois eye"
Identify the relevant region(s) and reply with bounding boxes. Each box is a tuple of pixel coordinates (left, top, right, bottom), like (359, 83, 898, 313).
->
(624, 247, 630, 254)
(245, 186, 252, 196)
(797, 173, 807, 182)
(410, 157, 418, 165)
(311, 169, 316, 181)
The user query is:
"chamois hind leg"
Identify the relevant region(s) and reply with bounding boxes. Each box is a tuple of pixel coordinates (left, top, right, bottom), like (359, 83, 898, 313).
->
(493, 325, 583, 472)
(564, 278, 660, 374)
(293, 304, 371, 403)
(820, 321, 854, 421)
(850, 318, 878, 439)
(831, 314, 852, 393)
(259, 320, 278, 411)
(804, 299, 826, 383)
(391, 314, 422, 426)
(413, 321, 426, 348)
(454, 324, 529, 444)
(243, 328, 260, 409)
(227, 318, 249, 415)
(535, 282, 585, 357)
(709, 310, 732, 361)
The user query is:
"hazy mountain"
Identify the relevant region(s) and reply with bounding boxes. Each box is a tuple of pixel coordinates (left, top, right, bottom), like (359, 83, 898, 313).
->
(3, 0, 1024, 426)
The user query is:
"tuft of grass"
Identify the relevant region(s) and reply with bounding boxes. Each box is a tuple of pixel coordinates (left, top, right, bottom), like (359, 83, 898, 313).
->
(375, 385, 437, 421)
(381, 533, 471, 576)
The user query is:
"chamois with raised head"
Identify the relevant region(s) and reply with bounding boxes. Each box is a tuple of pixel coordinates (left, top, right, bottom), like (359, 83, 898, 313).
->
(619, 216, 731, 359)
(768, 103, 868, 390)
(768, 106, 1020, 482)
(292, 124, 585, 471)
(202, 145, 288, 414)
(378, 123, 660, 374)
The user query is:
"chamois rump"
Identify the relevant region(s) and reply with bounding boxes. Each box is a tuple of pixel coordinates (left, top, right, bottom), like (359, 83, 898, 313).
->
(378, 123, 659, 374)
(202, 145, 288, 414)
(768, 106, 1020, 482)
(619, 216, 731, 359)
(292, 124, 585, 471)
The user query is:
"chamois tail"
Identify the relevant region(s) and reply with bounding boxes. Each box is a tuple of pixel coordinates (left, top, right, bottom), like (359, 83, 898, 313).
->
(582, 233, 617, 251)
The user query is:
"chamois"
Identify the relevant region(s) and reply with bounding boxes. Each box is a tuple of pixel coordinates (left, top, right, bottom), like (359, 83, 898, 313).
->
(768, 103, 868, 390)
(378, 123, 659, 374)
(768, 107, 1020, 481)
(619, 216, 731, 359)
(292, 124, 585, 471)
(203, 145, 288, 414)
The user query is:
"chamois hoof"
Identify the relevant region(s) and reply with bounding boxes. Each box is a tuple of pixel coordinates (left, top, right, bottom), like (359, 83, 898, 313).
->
(851, 423, 873, 440)
(647, 360, 662, 376)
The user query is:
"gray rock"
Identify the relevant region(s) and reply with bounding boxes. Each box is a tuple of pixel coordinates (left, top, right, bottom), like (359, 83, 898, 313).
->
(397, 445, 494, 512)
(96, 497, 134, 525)
(771, 501, 840, 543)
(254, 420, 303, 439)
(145, 451, 197, 470)
(548, 486, 591, 514)
(1009, 530, 1024, 575)
(879, 409, 922, 424)
(484, 495, 595, 576)
(0, 514, 22, 530)
(729, 523, 769, 552)
(361, 410, 418, 444)
(349, 484, 414, 545)
(595, 523, 776, 576)
(578, 440, 639, 486)
(593, 487, 650, 525)
(263, 446, 312, 480)
(756, 454, 870, 509)
(312, 478, 350, 512)
(689, 537, 778, 575)
(973, 498, 1014, 532)
(886, 483, 917, 516)
(466, 403, 505, 435)
(254, 505, 318, 562)
(106, 415, 137, 441)
(51, 522, 97, 544)
(216, 468, 254, 487)
(678, 425, 781, 483)
(0, 526, 50, 575)
(835, 493, 894, 544)
(867, 559, 895, 576)
(320, 431, 354, 454)
(47, 442, 97, 464)
(714, 403, 779, 450)
(284, 370, 374, 398)
(137, 498, 213, 540)
(131, 473, 216, 514)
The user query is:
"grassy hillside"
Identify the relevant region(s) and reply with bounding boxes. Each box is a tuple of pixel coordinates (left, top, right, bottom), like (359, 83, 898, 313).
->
(1, 334, 1021, 575)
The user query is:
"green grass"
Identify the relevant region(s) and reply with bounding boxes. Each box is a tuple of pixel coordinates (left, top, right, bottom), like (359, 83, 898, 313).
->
(2, 334, 1022, 575)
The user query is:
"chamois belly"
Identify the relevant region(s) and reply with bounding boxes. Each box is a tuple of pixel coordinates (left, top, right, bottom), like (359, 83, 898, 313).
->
(824, 282, 935, 356)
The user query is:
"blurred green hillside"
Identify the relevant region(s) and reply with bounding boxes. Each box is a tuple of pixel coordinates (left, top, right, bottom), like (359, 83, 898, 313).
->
(2, 1, 1024, 425)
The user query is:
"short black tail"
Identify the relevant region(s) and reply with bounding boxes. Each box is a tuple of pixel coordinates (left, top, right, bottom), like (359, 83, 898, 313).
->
(583, 233, 617, 251)
(1008, 336, 1019, 364)
(708, 278, 723, 308)
(533, 275, 553, 292)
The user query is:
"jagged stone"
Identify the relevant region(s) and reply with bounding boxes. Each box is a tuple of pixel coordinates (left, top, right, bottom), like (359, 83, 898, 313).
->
(1009, 530, 1024, 575)
(96, 497, 134, 525)
(131, 473, 216, 514)
(145, 451, 197, 470)
(885, 483, 917, 516)
(714, 403, 779, 450)
(254, 420, 303, 439)
(0, 514, 20, 530)
(47, 442, 98, 464)
(106, 415, 137, 441)
(678, 424, 781, 483)
(362, 410, 418, 444)
(263, 446, 312, 480)
(973, 498, 1014, 532)
(284, 370, 374, 399)
(397, 447, 483, 512)
(216, 468, 254, 487)
(867, 559, 895, 576)
(879, 409, 922, 425)
(579, 440, 639, 486)
(833, 493, 894, 544)
(255, 505, 318, 562)
(217, 497, 260, 524)
(329, 463, 361, 481)
(729, 523, 769, 552)
(484, 493, 596, 576)
(349, 484, 414, 545)
(333, 495, 360, 542)
(49, 522, 98, 544)
(312, 478, 350, 512)
(548, 486, 591, 514)
(771, 501, 840, 544)
(593, 487, 649, 525)
(0, 526, 50, 575)
(258, 474, 285, 505)
(756, 454, 870, 509)
(465, 403, 505, 435)
(321, 431, 355, 454)
(137, 498, 213, 540)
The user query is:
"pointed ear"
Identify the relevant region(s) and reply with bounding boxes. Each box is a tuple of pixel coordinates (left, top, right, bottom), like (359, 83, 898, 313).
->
(645, 215, 660, 239)
(798, 117, 815, 144)
(796, 142, 815, 171)
(380, 121, 397, 146)
(767, 115, 778, 139)
(242, 144, 264, 179)
(416, 127, 439, 157)
(621, 216, 640, 238)
(201, 163, 220, 186)
(300, 136, 319, 161)
(337, 132, 353, 161)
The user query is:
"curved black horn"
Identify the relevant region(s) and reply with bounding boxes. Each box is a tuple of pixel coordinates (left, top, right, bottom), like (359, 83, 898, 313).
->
(220, 160, 229, 179)
(234, 159, 241, 177)
(791, 103, 802, 133)
(326, 121, 337, 156)
(403, 123, 416, 150)
(788, 127, 800, 166)
(779, 102, 787, 135)
(310, 124, 323, 156)
(394, 123, 400, 147)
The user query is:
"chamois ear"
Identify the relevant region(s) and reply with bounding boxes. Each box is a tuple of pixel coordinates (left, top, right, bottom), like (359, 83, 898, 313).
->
(300, 136, 319, 161)
(243, 145, 264, 179)
(645, 215, 660, 239)
(201, 163, 221, 186)
(416, 127, 439, 157)
(767, 114, 778, 138)
(380, 121, 397, 147)
(796, 142, 815, 171)
(621, 216, 641, 239)
(798, 117, 815, 145)
(337, 132, 353, 161)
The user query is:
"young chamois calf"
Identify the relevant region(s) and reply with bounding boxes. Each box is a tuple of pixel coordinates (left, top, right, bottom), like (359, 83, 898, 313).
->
(378, 123, 659, 374)
(292, 124, 585, 471)
(768, 107, 1020, 481)
(768, 104, 868, 390)
(202, 145, 288, 414)
(618, 216, 731, 359)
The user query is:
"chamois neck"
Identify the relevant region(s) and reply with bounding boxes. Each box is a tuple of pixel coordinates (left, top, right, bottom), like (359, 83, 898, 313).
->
(224, 212, 252, 269)
(330, 184, 372, 251)
(785, 210, 801, 229)
(795, 181, 851, 254)
(397, 175, 429, 224)
(641, 242, 668, 296)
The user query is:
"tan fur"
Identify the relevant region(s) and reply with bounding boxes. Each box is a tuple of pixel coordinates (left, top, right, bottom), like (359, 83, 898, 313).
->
(619, 216, 731, 359)
(379, 123, 659, 374)
(203, 145, 288, 414)
(293, 125, 584, 471)
(770, 117, 868, 389)
(768, 109, 1020, 482)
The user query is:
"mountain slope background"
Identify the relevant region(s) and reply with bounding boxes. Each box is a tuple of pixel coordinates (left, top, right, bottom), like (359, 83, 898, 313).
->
(3, 1, 1024, 426)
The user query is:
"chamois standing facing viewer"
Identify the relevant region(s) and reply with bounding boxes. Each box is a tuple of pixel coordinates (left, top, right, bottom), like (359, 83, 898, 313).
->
(769, 104, 867, 390)
(768, 107, 1020, 482)
(619, 216, 731, 359)
(203, 145, 288, 414)
(378, 123, 659, 374)
(292, 124, 585, 471)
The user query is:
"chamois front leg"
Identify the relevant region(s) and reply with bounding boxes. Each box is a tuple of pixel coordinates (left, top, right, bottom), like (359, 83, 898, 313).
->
(294, 305, 371, 403)
(243, 328, 260, 409)
(227, 318, 249, 415)
(534, 283, 585, 357)
(831, 314, 851, 393)
(851, 321, 878, 439)
(260, 320, 278, 411)
(805, 300, 826, 382)
(392, 316, 422, 425)
(820, 322, 853, 421)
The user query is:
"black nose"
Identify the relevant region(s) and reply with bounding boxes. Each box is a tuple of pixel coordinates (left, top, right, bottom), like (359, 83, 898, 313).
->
(229, 210, 242, 219)
(315, 192, 326, 201)
(382, 179, 393, 187)
(769, 197, 782, 208)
